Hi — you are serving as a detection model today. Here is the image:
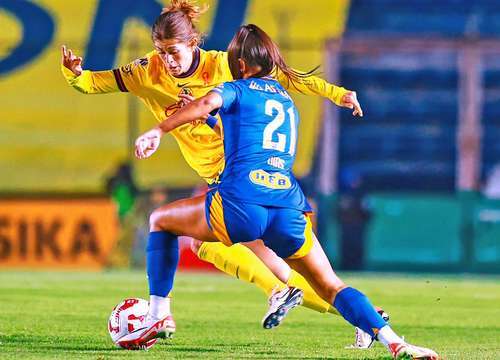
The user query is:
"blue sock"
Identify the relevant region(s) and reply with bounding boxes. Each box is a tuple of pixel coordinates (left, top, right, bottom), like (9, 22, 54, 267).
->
(333, 287, 387, 337)
(146, 231, 179, 297)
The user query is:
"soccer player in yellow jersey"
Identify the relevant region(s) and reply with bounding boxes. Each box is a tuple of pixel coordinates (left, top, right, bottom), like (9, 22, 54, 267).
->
(61, 0, 375, 348)
(119, 24, 437, 358)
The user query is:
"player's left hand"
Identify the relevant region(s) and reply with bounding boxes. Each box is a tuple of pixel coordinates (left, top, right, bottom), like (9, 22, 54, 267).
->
(135, 128, 163, 159)
(341, 91, 363, 117)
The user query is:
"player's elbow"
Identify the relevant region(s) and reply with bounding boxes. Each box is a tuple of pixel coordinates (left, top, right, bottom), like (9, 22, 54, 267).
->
(199, 92, 222, 112)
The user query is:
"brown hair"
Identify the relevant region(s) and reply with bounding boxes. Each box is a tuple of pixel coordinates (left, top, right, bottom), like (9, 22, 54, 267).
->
(227, 24, 318, 85)
(152, 0, 208, 45)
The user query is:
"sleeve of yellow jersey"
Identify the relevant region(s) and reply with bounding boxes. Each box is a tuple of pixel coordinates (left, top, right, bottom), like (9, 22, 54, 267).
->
(213, 51, 348, 105)
(60, 57, 146, 94)
(274, 68, 349, 106)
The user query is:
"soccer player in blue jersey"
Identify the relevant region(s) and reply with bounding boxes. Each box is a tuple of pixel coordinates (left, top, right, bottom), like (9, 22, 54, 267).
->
(64, 3, 378, 345)
(121, 24, 439, 359)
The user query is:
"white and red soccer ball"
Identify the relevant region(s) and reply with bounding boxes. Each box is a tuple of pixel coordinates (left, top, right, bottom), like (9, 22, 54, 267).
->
(108, 298, 156, 349)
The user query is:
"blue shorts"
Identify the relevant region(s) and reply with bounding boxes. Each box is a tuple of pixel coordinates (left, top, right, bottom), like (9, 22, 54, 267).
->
(205, 189, 314, 259)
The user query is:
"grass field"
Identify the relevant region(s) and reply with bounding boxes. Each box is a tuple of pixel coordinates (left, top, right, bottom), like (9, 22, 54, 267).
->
(0, 271, 499, 359)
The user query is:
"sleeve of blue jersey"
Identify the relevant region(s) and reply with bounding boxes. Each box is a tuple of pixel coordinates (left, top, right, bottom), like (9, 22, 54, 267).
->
(209, 82, 238, 114)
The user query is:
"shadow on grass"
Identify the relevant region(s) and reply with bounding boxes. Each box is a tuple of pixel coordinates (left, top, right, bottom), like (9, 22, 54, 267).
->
(0, 334, 393, 359)
(159, 342, 392, 360)
(0, 333, 118, 352)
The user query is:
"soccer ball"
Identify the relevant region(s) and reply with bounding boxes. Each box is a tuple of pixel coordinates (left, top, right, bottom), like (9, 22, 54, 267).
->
(108, 298, 156, 349)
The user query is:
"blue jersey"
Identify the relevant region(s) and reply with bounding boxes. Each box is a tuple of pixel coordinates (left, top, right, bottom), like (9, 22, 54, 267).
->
(210, 77, 310, 212)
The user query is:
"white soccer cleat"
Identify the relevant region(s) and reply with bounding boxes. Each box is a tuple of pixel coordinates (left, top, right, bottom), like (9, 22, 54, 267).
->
(117, 314, 176, 350)
(346, 307, 390, 349)
(345, 327, 376, 349)
(262, 286, 304, 329)
(389, 342, 439, 360)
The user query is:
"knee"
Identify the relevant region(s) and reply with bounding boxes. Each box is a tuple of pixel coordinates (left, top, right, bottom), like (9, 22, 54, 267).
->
(149, 209, 161, 231)
(149, 207, 172, 232)
(324, 283, 347, 303)
(190, 239, 203, 254)
(312, 280, 346, 304)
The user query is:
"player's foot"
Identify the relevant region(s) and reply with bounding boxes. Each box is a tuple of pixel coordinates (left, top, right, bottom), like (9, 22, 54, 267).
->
(346, 307, 390, 349)
(389, 342, 439, 360)
(345, 327, 375, 349)
(117, 314, 176, 350)
(262, 286, 303, 329)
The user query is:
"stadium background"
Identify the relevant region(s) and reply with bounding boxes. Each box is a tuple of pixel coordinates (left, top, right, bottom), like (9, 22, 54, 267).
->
(0, 0, 499, 274)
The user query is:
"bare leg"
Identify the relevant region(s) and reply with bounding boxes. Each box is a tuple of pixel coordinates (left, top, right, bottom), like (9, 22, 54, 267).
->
(283, 232, 427, 358)
(285, 233, 346, 304)
(243, 239, 337, 314)
(243, 240, 291, 283)
(150, 194, 217, 242)
(145, 194, 217, 325)
(152, 197, 338, 317)
(118, 194, 219, 349)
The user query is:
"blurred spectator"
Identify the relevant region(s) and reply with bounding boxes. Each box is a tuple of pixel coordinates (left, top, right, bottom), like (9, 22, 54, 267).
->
(337, 168, 370, 270)
(108, 185, 169, 268)
(105, 162, 138, 222)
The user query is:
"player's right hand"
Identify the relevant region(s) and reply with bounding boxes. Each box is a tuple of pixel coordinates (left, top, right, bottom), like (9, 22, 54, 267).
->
(61, 45, 83, 76)
(135, 128, 163, 159)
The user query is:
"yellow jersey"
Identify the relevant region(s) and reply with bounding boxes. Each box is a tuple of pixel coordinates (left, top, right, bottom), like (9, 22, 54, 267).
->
(62, 48, 349, 183)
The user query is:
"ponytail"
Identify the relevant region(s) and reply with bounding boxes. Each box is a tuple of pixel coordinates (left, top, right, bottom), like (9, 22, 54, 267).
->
(161, 0, 206, 21)
(227, 24, 318, 86)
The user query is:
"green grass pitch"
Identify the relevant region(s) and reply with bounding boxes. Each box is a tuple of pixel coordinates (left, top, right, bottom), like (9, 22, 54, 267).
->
(0, 271, 499, 359)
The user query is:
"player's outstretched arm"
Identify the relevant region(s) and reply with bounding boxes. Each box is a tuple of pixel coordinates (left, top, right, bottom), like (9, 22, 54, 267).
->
(135, 92, 223, 159)
(275, 69, 363, 117)
(179, 93, 222, 136)
(60, 45, 124, 94)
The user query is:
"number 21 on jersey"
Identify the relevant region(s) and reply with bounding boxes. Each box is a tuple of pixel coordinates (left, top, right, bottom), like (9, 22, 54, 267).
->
(262, 99, 297, 156)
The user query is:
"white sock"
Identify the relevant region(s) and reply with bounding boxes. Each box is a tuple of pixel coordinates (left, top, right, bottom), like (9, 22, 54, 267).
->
(149, 295, 171, 320)
(377, 325, 405, 348)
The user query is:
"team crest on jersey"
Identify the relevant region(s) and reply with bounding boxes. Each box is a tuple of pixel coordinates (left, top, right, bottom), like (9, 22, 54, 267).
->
(179, 87, 193, 96)
(249, 169, 291, 190)
(120, 64, 133, 76)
